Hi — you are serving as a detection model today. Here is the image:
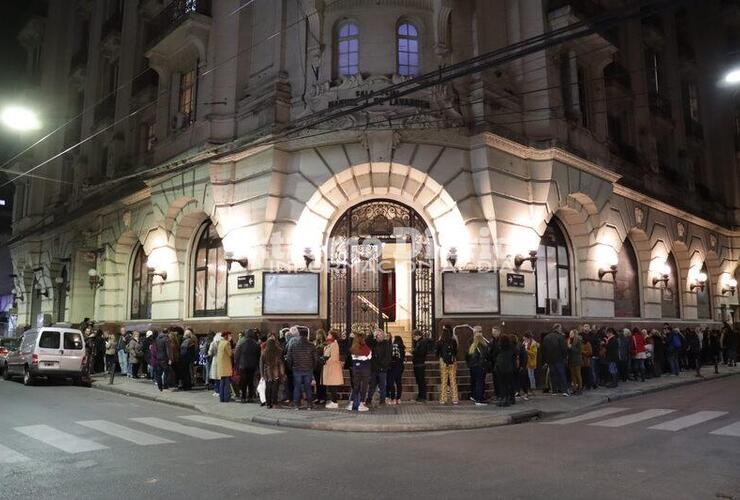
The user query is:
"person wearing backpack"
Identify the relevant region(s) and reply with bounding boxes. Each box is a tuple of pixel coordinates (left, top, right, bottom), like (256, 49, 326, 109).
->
(387, 335, 406, 405)
(436, 325, 459, 405)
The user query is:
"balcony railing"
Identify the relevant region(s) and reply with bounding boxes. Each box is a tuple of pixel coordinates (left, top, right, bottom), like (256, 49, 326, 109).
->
(69, 46, 88, 73)
(131, 68, 159, 96)
(604, 61, 631, 90)
(648, 92, 672, 120)
(94, 93, 116, 123)
(146, 0, 212, 49)
(101, 11, 123, 41)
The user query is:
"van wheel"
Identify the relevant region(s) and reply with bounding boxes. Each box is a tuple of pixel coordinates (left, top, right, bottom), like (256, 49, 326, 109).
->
(23, 366, 35, 386)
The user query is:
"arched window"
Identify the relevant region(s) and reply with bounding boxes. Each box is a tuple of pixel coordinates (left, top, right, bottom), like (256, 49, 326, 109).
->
(696, 263, 711, 320)
(615, 241, 640, 317)
(130, 245, 152, 320)
(397, 22, 419, 76)
(661, 253, 680, 318)
(55, 266, 68, 323)
(336, 21, 359, 78)
(193, 222, 227, 317)
(535, 219, 572, 316)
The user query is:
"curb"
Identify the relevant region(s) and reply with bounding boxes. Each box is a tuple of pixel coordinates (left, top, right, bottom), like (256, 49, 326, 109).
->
(90, 370, 738, 433)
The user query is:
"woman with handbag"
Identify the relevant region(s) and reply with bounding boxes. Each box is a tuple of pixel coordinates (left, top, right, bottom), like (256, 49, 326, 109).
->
(216, 332, 234, 403)
(322, 329, 344, 409)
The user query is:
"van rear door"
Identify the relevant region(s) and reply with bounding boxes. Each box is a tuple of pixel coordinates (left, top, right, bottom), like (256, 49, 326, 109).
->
(36, 330, 61, 370)
(60, 331, 84, 372)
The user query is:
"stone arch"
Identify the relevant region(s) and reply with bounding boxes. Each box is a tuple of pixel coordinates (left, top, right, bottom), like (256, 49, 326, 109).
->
(99, 229, 141, 322)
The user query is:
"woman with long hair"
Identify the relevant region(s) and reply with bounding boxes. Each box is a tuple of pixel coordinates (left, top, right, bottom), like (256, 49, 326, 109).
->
(350, 332, 372, 412)
(259, 337, 285, 408)
(387, 335, 406, 405)
(313, 329, 328, 405)
(436, 325, 459, 405)
(567, 329, 583, 394)
(322, 329, 344, 409)
(466, 328, 488, 405)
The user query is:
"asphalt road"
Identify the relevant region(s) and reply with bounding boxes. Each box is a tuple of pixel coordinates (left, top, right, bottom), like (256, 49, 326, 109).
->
(1, 376, 739, 500)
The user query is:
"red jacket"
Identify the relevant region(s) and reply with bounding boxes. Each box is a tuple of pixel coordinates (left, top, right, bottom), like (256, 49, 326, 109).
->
(630, 332, 646, 355)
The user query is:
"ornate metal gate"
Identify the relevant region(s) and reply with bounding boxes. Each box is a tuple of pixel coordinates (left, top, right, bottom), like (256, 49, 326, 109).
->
(328, 200, 434, 337)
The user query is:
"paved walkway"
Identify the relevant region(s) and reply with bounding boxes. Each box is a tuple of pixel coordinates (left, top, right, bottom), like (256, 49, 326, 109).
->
(91, 365, 740, 432)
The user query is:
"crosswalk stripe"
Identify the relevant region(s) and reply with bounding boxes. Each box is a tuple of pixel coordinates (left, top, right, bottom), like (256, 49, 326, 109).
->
(179, 415, 283, 435)
(0, 444, 29, 464)
(544, 407, 630, 425)
(130, 417, 232, 440)
(76, 420, 176, 446)
(590, 409, 676, 428)
(709, 421, 740, 437)
(648, 411, 728, 432)
(15, 425, 108, 453)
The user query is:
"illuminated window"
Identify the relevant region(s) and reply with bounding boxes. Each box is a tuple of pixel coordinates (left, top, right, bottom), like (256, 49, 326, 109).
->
(397, 22, 419, 76)
(336, 22, 359, 77)
(535, 219, 572, 316)
(131, 245, 152, 320)
(193, 222, 227, 317)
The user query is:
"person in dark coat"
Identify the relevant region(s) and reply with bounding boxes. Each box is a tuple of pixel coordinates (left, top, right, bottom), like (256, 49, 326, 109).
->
(541, 324, 568, 395)
(411, 329, 432, 402)
(365, 329, 392, 406)
(708, 329, 722, 374)
(605, 328, 620, 388)
(179, 330, 197, 390)
(235, 329, 261, 402)
(285, 328, 318, 409)
(494, 335, 516, 407)
(154, 329, 170, 392)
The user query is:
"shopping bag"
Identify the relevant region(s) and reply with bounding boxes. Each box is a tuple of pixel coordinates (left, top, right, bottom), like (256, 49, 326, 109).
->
(257, 377, 266, 404)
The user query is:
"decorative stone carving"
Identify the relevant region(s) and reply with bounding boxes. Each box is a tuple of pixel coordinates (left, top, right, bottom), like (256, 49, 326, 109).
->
(123, 210, 131, 229)
(676, 222, 685, 239)
(709, 234, 717, 250)
(634, 206, 644, 227)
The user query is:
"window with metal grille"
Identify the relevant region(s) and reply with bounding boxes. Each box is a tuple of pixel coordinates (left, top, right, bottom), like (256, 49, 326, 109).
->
(193, 222, 227, 317)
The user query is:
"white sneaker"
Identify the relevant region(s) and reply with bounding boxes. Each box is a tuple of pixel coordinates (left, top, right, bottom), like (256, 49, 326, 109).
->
(358, 403, 370, 412)
(346, 403, 353, 411)
(325, 402, 338, 409)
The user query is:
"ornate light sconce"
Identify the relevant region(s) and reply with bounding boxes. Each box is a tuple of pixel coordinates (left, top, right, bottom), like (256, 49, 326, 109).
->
(599, 265, 618, 280)
(652, 263, 671, 287)
(88, 268, 104, 289)
(690, 272, 707, 292)
(722, 278, 737, 296)
(224, 252, 248, 271)
(514, 250, 538, 270)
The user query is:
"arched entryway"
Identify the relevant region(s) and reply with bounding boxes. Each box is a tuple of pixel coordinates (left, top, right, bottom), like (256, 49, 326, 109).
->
(327, 200, 434, 344)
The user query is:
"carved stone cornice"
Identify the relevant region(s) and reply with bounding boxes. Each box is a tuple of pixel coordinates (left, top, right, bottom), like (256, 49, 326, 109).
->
(325, 0, 432, 10)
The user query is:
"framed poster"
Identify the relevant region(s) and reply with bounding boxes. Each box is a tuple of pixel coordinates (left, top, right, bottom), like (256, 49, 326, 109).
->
(442, 271, 499, 315)
(262, 272, 320, 315)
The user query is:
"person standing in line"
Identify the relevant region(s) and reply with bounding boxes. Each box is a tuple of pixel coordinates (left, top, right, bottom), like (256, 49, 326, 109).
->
(236, 329, 261, 403)
(366, 329, 391, 407)
(141, 330, 153, 379)
(567, 329, 583, 394)
(580, 332, 593, 390)
(116, 327, 128, 377)
(542, 324, 569, 396)
(436, 325, 459, 405)
(94, 328, 106, 374)
(350, 333, 372, 412)
(286, 327, 318, 410)
(523, 332, 538, 392)
(148, 331, 158, 387)
(666, 328, 682, 376)
(260, 337, 285, 409)
(104, 332, 117, 375)
(322, 329, 344, 409)
(687, 328, 703, 378)
(313, 329, 328, 405)
(154, 329, 170, 392)
(386, 335, 406, 405)
(208, 332, 222, 396)
(126, 331, 142, 379)
(167, 331, 180, 389)
(651, 329, 664, 377)
(643, 330, 654, 378)
(411, 329, 431, 402)
(589, 329, 602, 389)
(215, 331, 234, 402)
(708, 329, 722, 374)
(466, 328, 488, 406)
(617, 329, 631, 382)
(630, 327, 646, 382)
(605, 328, 620, 388)
(494, 335, 516, 407)
(179, 329, 197, 390)
(282, 327, 299, 405)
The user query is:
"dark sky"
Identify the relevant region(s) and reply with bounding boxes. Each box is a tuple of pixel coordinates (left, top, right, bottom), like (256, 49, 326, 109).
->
(0, 1, 45, 233)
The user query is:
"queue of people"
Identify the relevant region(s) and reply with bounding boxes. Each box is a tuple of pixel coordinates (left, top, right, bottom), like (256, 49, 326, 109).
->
(81, 319, 739, 410)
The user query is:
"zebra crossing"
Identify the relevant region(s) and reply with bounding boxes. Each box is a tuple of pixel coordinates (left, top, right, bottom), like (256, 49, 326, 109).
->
(1, 414, 283, 463)
(545, 407, 740, 436)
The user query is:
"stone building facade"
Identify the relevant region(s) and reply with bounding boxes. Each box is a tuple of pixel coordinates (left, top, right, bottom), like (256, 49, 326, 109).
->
(8, 0, 740, 339)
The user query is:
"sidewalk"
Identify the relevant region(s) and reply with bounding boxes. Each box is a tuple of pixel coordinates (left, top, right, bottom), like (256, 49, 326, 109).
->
(91, 366, 740, 432)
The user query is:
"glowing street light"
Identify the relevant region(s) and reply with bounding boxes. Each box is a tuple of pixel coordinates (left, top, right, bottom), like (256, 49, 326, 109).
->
(725, 68, 740, 85)
(0, 105, 41, 131)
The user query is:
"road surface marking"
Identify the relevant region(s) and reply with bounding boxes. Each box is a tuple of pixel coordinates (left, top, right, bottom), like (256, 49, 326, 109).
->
(0, 444, 29, 463)
(76, 420, 176, 445)
(179, 415, 283, 435)
(130, 417, 232, 440)
(15, 425, 108, 453)
(648, 411, 728, 432)
(544, 407, 630, 425)
(590, 409, 676, 428)
(709, 421, 740, 437)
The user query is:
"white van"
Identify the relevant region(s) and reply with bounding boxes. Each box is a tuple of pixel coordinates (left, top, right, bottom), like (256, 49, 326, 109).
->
(2, 327, 90, 386)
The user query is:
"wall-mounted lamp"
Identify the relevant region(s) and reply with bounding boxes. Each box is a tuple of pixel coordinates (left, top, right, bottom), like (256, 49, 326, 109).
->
(224, 252, 248, 271)
(652, 263, 671, 287)
(447, 247, 458, 269)
(41, 288, 51, 298)
(303, 248, 315, 271)
(514, 250, 538, 270)
(599, 264, 618, 280)
(147, 266, 168, 282)
(88, 268, 104, 289)
(55, 276, 70, 292)
(722, 278, 738, 296)
(11, 288, 24, 302)
(690, 272, 708, 292)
